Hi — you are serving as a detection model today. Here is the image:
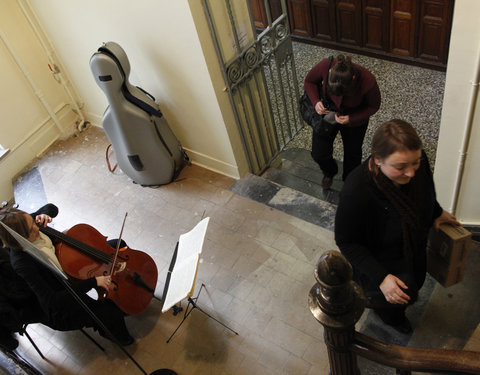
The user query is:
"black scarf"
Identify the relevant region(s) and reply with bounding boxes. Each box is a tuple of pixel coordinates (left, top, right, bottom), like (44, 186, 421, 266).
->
(370, 158, 422, 277)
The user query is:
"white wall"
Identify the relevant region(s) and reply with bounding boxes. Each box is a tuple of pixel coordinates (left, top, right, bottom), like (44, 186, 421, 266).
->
(0, 0, 78, 201)
(3, 0, 480, 226)
(435, 0, 480, 225)
(27, 0, 241, 179)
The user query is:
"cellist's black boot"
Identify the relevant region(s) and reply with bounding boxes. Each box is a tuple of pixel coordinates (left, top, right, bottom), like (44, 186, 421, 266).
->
(96, 300, 134, 346)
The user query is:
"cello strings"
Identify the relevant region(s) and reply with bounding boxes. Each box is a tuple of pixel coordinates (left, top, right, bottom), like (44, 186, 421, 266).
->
(109, 212, 128, 276)
(40, 226, 118, 264)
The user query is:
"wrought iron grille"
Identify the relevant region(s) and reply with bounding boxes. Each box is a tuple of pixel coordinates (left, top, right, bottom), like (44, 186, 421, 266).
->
(203, 0, 302, 174)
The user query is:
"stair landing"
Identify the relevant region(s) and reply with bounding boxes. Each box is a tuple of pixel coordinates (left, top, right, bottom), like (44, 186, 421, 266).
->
(230, 148, 342, 231)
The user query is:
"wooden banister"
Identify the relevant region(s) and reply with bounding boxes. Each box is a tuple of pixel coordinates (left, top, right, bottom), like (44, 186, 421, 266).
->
(352, 331, 480, 374)
(309, 250, 480, 375)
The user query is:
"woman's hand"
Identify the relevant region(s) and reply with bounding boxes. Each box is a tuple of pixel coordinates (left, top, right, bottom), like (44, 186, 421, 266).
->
(96, 275, 113, 290)
(335, 114, 350, 124)
(35, 214, 52, 227)
(315, 101, 328, 115)
(434, 210, 460, 230)
(380, 274, 410, 304)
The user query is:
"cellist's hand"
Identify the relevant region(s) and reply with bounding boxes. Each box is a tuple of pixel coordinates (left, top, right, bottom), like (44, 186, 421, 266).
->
(96, 275, 113, 290)
(35, 214, 52, 227)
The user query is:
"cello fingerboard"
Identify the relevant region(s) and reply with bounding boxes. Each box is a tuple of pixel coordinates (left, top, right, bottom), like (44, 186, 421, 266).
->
(40, 225, 111, 264)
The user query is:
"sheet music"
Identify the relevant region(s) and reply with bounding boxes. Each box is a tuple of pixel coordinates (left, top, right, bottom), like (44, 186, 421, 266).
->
(161, 217, 210, 313)
(0, 221, 67, 279)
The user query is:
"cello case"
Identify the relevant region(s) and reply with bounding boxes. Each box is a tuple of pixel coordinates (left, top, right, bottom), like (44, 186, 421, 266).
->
(89, 42, 188, 186)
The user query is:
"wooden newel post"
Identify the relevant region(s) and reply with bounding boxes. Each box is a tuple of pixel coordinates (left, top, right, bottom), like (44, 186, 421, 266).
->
(308, 250, 366, 375)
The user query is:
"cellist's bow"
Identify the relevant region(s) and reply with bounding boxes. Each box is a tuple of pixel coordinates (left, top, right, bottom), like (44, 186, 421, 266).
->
(109, 212, 128, 277)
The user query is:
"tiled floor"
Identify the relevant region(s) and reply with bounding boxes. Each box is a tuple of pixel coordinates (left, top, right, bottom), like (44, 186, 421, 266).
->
(12, 126, 337, 375)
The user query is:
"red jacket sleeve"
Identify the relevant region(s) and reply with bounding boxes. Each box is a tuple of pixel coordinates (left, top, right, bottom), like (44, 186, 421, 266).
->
(304, 58, 330, 107)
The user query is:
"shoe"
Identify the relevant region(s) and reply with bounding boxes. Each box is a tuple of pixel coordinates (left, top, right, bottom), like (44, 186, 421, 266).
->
(97, 326, 134, 346)
(38, 203, 58, 218)
(322, 176, 333, 189)
(0, 333, 18, 351)
(117, 334, 134, 346)
(390, 317, 412, 334)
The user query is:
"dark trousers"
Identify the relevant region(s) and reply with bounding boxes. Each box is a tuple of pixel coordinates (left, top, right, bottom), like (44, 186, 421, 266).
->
(311, 121, 369, 180)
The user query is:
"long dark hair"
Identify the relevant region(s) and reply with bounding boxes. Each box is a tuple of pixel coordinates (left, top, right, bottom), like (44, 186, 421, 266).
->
(328, 55, 355, 96)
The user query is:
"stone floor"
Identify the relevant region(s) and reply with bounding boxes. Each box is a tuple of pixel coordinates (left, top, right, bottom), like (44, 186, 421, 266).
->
(5, 42, 477, 375)
(10, 126, 336, 375)
(8, 125, 480, 375)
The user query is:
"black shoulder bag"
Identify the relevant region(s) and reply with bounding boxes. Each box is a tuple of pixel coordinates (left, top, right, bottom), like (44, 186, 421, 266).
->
(299, 56, 338, 137)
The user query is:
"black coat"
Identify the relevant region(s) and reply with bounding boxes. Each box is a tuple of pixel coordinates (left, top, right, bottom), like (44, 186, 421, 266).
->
(0, 250, 46, 332)
(9, 247, 100, 331)
(335, 154, 443, 290)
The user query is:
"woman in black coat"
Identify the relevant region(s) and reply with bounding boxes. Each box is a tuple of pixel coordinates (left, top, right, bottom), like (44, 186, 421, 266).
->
(0, 205, 134, 346)
(335, 119, 459, 333)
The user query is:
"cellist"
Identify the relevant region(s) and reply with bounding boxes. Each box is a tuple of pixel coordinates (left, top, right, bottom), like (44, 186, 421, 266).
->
(0, 204, 134, 346)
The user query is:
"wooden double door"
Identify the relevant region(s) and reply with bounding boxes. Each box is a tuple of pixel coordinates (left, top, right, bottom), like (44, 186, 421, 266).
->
(250, 0, 454, 70)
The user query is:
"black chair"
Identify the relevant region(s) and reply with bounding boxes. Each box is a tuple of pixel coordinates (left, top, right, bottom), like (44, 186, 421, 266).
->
(19, 324, 105, 360)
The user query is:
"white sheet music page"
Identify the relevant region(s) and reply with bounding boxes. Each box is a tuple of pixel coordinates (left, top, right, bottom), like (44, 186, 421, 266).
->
(0, 221, 67, 279)
(161, 217, 210, 313)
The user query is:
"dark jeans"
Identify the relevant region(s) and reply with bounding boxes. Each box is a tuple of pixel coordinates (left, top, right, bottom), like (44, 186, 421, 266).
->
(311, 121, 369, 180)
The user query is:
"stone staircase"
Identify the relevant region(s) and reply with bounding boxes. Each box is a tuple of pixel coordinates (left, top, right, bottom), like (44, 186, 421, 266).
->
(230, 147, 480, 374)
(230, 148, 342, 232)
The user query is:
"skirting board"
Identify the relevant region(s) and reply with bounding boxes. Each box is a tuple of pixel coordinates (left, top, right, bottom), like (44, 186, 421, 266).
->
(86, 120, 241, 180)
(463, 225, 480, 242)
(182, 147, 239, 179)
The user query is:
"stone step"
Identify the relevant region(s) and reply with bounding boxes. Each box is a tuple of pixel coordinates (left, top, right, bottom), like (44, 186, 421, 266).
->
(229, 173, 337, 231)
(408, 242, 480, 351)
(265, 147, 344, 203)
(262, 166, 340, 205)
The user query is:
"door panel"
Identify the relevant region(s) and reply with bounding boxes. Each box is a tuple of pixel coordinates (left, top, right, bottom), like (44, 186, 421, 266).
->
(311, 0, 336, 41)
(249, 0, 453, 70)
(390, 0, 416, 56)
(336, 0, 362, 46)
(288, 0, 313, 37)
(363, 0, 389, 50)
(417, 0, 453, 63)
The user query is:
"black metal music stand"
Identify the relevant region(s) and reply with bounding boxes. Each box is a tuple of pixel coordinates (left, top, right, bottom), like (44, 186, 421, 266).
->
(157, 217, 238, 343)
(166, 283, 238, 343)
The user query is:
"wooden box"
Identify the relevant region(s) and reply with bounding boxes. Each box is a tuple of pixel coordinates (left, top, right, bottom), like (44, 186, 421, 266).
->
(427, 224, 471, 287)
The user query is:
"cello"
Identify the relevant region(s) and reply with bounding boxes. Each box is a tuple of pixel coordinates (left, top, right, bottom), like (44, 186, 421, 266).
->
(39, 223, 158, 315)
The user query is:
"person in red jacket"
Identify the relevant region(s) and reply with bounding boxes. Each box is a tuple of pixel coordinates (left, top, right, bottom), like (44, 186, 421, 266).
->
(304, 54, 381, 188)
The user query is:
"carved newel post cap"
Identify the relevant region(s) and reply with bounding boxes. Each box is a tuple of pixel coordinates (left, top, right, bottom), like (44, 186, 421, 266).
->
(309, 250, 365, 328)
(315, 250, 353, 286)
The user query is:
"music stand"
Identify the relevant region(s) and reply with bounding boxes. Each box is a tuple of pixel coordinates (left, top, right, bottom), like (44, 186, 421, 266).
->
(159, 217, 238, 343)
